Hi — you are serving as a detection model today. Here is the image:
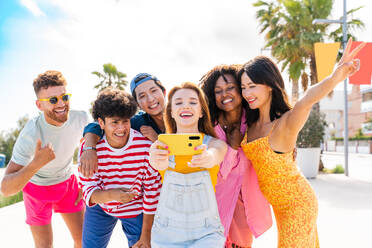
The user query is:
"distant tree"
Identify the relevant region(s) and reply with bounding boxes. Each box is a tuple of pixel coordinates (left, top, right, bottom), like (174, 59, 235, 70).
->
(92, 63, 128, 92)
(0, 115, 29, 165)
(296, 109, 327, 148)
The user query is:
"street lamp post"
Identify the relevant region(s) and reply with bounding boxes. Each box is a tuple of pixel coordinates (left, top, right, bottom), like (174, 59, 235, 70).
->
(313, 0, 349, 176)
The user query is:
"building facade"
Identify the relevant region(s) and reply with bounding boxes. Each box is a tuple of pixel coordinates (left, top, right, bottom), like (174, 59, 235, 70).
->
(349, 85, 372, 136)
(320, 85, 372, 139)
(319, 91, 344, 139)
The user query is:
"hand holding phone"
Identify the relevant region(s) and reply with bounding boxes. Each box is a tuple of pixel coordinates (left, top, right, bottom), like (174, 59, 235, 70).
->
(149, 140, 170, 171)
(188, 144, 215, 169)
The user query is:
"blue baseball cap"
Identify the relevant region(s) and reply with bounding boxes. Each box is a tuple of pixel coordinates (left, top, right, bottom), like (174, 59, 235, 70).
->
(130, 73, 159, 96)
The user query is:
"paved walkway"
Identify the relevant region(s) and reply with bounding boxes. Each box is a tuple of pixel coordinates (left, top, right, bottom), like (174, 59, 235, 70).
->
(321, 151, 372, 182)
(1, 152, 371, 247)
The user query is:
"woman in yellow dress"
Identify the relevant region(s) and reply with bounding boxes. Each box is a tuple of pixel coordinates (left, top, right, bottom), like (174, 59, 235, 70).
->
(239, 39, 365, 248)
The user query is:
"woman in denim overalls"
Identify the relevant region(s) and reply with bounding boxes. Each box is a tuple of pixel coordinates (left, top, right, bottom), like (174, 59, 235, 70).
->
(149, 82, 227, 247)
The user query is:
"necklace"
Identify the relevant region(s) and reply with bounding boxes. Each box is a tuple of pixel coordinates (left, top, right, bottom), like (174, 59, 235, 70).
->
(220, 119, 228, 130)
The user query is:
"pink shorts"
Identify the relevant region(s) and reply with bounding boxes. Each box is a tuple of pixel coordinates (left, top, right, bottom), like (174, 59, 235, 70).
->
(22, 174, 84, 226)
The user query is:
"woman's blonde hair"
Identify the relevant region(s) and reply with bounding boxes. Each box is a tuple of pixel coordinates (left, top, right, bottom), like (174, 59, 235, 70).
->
(164, 82, 216, 137)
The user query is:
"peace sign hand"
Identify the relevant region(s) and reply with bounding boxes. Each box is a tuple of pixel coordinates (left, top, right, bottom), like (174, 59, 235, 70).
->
(331, 38, 366, 83)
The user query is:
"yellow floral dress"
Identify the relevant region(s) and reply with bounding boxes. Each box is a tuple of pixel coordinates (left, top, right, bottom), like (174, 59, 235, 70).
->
(241, 134, 319, 248)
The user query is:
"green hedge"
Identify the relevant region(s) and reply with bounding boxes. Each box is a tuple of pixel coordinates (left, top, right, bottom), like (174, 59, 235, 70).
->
(0, 192, 23, 208)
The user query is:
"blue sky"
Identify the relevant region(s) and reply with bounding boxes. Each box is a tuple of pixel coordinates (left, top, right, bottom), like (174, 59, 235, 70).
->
(0, 1, 24, 61)
(0, 0, 371, 132)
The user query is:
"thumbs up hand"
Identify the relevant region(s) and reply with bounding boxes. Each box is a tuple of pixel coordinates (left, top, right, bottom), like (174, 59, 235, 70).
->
(32, 139, 56, 169)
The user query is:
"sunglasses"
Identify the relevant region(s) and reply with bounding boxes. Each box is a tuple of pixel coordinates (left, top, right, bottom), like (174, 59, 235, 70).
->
(38, 93, 71, 105)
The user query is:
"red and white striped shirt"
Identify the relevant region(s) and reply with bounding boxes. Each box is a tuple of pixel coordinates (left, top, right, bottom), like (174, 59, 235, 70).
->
(78, 129, 162, 218)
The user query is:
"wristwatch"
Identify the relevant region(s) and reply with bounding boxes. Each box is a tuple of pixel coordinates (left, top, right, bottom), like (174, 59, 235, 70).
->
(82, 146, 96, 152)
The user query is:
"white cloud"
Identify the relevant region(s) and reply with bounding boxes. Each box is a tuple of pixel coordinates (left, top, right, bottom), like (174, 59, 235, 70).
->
(20, 0, 46, 17)
(1, 0, 371, 131)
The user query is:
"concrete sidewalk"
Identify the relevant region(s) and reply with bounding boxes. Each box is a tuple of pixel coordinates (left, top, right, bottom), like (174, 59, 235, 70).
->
(1, 153, 372, 247)
(321, 151, 372, 182)
(0, 199, 128, 247)
(1, 174, 371, 247)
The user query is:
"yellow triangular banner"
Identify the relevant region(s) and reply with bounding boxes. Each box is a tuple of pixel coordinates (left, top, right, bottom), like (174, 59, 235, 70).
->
(314, 42, 341, 82)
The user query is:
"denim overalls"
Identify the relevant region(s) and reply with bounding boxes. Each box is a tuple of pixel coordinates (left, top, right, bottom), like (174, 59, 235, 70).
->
(151, 135, 225, 248)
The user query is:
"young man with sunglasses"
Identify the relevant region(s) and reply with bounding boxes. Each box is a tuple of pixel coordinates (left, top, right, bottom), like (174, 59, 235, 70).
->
(0, 70, 89, 248)
(80, 73, 167, 178)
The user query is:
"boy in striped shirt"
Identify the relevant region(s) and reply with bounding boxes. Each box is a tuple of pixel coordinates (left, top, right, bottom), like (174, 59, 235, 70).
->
(79, 88, 162, 248)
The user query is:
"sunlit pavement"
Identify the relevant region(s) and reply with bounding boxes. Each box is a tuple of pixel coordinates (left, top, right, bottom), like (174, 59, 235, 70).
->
(321, 151, 372, 182)
(1, 152, 371, 247)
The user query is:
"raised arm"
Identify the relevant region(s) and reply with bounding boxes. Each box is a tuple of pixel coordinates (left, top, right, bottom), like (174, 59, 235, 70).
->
(274, 39, 366, 150)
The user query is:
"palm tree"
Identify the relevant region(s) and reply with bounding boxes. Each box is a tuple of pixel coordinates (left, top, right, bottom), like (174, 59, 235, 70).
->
(254, 0, 364, 103)
(254, 0, 364, 171)
(92, 63, 128, 92)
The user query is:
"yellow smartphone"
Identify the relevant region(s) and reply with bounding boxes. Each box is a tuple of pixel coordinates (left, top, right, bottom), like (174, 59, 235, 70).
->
(158, 133, 203, 156)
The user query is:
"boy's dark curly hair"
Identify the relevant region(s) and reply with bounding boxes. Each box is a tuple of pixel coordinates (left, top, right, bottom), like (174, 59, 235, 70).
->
(92, 88, 137, 121)
(33, 70, 67, 95)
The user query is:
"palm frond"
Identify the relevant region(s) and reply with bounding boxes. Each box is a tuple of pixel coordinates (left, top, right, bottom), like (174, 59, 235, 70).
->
(92, 63, 128, 92)
(347, 6, 364, 15)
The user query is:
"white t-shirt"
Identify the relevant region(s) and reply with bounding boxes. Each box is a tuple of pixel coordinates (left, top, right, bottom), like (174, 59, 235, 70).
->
(11, 110, 89, 186)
